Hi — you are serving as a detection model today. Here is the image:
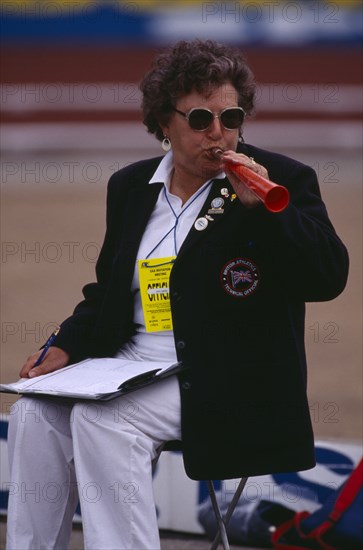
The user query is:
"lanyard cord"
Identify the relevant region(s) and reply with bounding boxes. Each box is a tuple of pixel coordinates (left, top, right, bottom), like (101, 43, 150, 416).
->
(145, 181, 213, 259)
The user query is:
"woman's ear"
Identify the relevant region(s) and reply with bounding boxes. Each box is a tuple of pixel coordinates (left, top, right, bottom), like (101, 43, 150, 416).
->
(159, 121, 169, 137)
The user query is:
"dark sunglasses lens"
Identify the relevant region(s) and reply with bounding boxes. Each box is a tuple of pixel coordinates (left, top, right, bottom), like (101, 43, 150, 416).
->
(188, 109, 213, 130)
(220, 108, 244, 129)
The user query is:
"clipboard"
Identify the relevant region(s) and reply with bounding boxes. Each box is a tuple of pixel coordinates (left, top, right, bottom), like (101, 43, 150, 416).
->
(0, 359, 185, 401)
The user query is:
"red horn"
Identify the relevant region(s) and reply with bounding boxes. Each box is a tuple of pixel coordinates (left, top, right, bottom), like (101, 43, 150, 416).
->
(213, 149, 289, 213)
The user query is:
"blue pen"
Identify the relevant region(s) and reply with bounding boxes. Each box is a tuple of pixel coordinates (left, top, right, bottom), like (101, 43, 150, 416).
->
(33, 326, 60, 368)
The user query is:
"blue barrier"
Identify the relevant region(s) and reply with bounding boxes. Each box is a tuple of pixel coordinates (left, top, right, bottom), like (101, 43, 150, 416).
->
(1, 1, 362, 46)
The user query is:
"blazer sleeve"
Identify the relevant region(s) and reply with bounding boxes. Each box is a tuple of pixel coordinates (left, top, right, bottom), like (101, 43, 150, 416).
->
(50, 171, 123, 362)
(245, 154, 349, 301)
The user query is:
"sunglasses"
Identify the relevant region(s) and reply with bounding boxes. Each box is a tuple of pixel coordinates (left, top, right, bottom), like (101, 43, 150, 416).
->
(172, 106, 245, 131)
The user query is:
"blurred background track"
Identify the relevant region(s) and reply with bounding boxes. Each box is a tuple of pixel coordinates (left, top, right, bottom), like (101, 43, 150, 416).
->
(1, 44, 361, 151)
(1, 0, 362, 153)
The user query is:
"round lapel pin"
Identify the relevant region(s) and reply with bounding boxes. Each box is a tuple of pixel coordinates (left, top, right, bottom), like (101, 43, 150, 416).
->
(194, 217, 209, 231)
(211, 197, 224, 209)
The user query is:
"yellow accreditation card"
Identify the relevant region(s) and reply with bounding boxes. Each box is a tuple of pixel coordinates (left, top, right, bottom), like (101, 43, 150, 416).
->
(138, 256, 176, 332)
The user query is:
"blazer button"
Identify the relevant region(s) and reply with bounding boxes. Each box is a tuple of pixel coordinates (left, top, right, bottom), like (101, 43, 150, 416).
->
(172, 291, 181, 302)
(176, 340, 186, 350)
(182, 381, 191, 390)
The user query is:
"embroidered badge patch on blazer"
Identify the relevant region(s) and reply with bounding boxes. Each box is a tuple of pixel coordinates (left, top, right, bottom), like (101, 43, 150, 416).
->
(221, 258, 260, 298)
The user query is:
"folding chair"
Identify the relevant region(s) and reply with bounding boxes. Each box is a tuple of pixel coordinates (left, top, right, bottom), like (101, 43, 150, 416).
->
(162, 441, 248, 550)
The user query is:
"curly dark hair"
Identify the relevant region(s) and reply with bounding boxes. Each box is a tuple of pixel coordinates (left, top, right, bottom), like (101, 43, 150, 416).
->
(140, 39, 256, 141)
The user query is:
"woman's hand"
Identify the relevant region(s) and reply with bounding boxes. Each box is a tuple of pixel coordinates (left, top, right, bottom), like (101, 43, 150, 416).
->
(19, 346, 70, 379)
(222, 150, 269, 209)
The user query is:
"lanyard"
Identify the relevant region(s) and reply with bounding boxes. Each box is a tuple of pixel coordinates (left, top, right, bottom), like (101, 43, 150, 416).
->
(145, 181, 213, 259)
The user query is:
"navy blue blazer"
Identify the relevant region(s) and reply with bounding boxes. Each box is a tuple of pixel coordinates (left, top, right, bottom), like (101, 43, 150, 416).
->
(53, 143, 349, 480)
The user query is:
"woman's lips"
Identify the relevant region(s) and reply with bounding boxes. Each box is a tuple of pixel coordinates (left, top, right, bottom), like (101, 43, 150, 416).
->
(205, 147, 224, 160)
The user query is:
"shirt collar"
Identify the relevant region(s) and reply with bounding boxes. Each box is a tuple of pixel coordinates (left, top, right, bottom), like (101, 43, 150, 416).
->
(148, 150, 226, 190)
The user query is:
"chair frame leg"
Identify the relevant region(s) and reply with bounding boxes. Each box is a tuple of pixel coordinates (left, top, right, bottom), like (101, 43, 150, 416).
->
(207, 477, 249, 550)
(206, 480, 230, 550)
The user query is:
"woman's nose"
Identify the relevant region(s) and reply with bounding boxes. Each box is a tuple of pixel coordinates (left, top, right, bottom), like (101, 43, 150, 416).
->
(207, 117, 224, 138)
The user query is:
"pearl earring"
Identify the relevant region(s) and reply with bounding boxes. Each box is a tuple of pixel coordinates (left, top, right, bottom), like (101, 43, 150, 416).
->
(162, 137, 171, 152)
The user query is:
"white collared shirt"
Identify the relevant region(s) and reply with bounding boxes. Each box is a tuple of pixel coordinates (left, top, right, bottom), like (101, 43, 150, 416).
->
(117, 151, 225, 363)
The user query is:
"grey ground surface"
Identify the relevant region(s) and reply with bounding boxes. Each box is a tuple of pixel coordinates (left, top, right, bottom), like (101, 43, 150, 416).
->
(0, 519, 262, 550)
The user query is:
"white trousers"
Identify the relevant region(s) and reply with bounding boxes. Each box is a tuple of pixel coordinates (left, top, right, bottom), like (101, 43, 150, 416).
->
(6, 376, 181, 550)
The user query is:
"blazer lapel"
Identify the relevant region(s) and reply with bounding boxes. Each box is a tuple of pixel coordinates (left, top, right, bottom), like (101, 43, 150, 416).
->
(116, 181, 163, 264)
(127, 182, 163, 236)
(117, 167, 242, 266)
(177, 177, 237, 260)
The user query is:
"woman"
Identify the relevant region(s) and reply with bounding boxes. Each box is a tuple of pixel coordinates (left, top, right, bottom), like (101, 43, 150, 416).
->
(7, 40, 349, 549)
